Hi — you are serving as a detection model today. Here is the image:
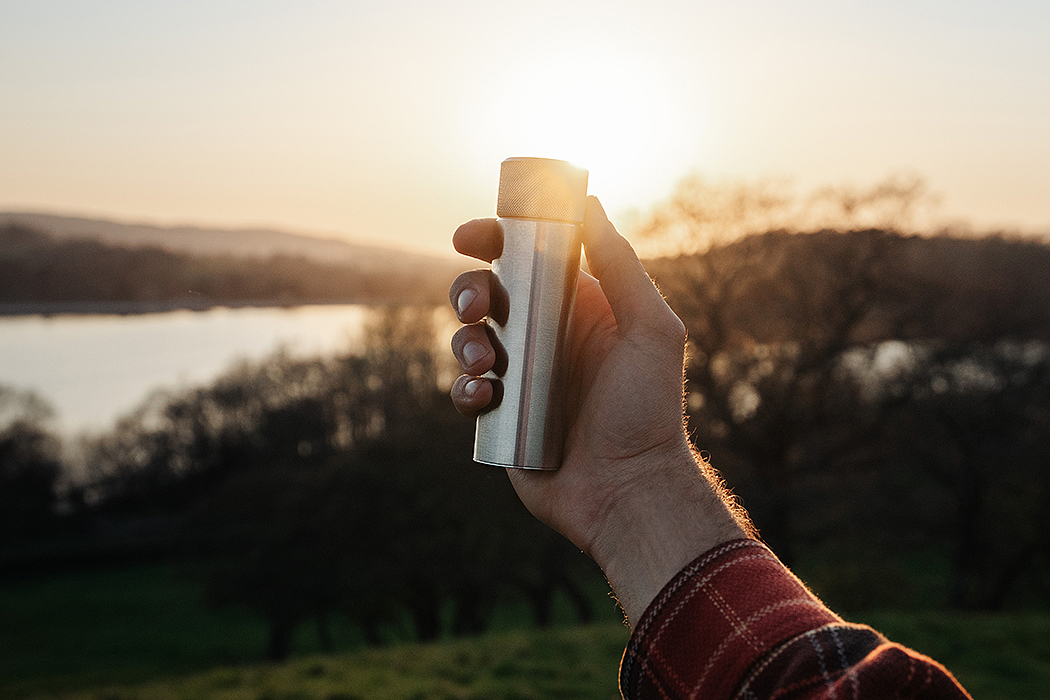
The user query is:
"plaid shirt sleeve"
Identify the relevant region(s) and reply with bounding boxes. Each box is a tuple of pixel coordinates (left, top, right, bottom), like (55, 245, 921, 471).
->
(619, 539, 973, 700)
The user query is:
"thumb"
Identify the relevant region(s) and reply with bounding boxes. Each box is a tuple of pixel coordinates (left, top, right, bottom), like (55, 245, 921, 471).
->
(582, 196, 676, 336)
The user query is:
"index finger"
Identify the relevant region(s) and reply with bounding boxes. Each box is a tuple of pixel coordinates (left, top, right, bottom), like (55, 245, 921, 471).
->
(453, 218, 503, 263)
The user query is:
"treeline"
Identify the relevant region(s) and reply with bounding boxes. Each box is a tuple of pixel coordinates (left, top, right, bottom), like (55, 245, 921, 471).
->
(1, 309, 597, 661)
(3, 227, 1050, 662)
(0, 224, 460, 308)
(647, 229, 1050, 610)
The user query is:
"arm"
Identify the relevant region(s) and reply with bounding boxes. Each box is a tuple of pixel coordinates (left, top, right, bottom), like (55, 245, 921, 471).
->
(621, 539, 971, 699)
(449, 198, 971, 699)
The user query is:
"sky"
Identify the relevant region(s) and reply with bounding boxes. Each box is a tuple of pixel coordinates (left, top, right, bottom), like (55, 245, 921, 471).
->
(1, 0, 1048, 256)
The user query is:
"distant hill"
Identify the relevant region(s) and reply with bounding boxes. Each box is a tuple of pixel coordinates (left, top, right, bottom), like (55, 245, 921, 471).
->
(0, 211, 456, 273)
(0, 213, 468, 313)
(6, 212, 1050, 335)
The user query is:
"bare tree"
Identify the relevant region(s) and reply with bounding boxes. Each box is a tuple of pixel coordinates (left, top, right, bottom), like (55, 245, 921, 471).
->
(632, 172, 939, 255)
(648, 230, 901, 564)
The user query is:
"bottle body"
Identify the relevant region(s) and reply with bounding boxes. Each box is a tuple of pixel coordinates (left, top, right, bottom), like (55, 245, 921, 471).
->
(473, 216, 582, 469)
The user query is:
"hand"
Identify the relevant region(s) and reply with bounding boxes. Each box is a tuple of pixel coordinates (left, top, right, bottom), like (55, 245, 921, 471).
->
(450, 197, 747, 624)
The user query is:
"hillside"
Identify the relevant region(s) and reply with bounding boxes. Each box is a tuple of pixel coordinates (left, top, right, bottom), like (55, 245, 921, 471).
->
(0, 211, 449, 270)
(0, 215, 467, 312)
(5, 214, 1049, 330)
(2, 606, 1044, 700)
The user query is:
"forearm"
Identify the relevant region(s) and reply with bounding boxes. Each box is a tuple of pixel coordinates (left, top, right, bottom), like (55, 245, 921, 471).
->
(587, 436, 750, 626)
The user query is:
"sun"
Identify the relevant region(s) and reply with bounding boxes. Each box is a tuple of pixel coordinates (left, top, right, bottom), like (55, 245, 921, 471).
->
(473, 40, 703, 212)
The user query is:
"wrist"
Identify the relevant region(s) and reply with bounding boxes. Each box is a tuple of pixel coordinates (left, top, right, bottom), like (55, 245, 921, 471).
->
(587, 438, 748, 626)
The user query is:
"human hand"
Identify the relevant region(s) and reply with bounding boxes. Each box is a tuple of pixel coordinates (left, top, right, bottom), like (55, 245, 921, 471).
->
(450, 197, 746, 623)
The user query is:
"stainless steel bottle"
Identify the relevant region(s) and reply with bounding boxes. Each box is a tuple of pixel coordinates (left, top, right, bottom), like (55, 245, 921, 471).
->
(473, 157, 588, 470)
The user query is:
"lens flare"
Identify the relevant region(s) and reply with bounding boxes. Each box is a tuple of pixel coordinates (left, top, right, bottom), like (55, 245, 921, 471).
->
(474, 40, 704, 211)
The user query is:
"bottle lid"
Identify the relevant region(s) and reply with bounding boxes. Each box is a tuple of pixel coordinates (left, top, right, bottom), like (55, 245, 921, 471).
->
(497, 157, 589, 223)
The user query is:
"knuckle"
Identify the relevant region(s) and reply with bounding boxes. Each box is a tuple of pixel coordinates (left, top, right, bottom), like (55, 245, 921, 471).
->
(451, 324, 470, 344)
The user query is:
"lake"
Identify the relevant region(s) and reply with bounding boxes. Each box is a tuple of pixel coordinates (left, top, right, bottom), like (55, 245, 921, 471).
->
(0, 305, 378, 436)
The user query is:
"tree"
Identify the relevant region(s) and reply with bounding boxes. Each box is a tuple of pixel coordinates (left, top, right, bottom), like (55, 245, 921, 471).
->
(637, 171, 1050, 599)
(0, 386, 62, 545)
(877, 342, 1050, 609)
(147, 307, 596, 657)
(77, 305, 619, 657)
(647, 230, 901, 564)
(638, 219, 1050, 610)
(633, 173, 938, 255)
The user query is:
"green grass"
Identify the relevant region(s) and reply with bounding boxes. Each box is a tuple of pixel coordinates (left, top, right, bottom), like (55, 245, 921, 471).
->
(855, 610, 1050, 700)
(7, 625, 631, 700)
(0, 563, 623, 698)
(3, 564, 1048, 700)
(0, 565, 268, 694)
(6, 614, 1050, 700)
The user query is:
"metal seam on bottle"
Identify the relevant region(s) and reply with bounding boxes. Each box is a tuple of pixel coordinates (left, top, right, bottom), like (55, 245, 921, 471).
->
(514, 225, 546, 464)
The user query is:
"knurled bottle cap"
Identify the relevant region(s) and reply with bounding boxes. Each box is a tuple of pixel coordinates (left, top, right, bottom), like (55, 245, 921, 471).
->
(497, 157, 589, 224)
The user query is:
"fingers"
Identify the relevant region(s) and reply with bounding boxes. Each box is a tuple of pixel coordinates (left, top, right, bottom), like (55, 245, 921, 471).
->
(450, 268, 508, 326)
(450, 269, 491, 323)
(450, 375, 495, 418)
(451, 323, 496, 375)
(453, 218, 503, 263)
(581, 197, 684, 340)
(450, 321, 504, 418)
(448, 219, 508, 419)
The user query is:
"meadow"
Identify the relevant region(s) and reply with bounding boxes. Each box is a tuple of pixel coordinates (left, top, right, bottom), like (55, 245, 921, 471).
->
(4, 226, 1050, 700)
(2, 563, 1048, 700)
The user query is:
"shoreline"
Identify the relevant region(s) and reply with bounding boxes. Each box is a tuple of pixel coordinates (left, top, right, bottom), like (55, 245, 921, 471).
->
(0, 299, 381, 317)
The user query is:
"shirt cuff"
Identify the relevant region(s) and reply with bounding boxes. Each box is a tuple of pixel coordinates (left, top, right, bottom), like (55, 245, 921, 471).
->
(619, 538, 842, 700)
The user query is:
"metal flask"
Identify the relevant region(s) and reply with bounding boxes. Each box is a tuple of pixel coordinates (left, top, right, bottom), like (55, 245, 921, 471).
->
(474, 157, 588, 470)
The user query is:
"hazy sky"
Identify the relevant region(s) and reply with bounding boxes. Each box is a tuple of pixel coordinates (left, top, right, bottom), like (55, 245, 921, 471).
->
(2, 0, 1048, 255)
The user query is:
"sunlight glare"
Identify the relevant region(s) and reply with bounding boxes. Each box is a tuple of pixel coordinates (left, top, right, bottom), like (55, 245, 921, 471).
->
(476, 41, 701, 211)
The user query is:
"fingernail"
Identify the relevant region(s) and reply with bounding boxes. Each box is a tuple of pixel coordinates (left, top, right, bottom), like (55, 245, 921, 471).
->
(462, 340, 487, 367)
(456, 288, 477, 317)
(464, 378, 484, 398)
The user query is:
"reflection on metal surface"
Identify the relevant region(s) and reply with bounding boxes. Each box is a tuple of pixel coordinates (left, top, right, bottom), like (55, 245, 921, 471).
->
(474, 158, 587, 470)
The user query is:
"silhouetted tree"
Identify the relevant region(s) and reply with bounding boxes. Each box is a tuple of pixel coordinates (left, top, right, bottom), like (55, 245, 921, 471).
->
(642, 192, 1050, 602)
(0, 387, 62, 545)
(88, 306, 601, 658)
(634, 173, 938, 255)
(875, 342, 1050, 609)
(648, 230, 901, 563)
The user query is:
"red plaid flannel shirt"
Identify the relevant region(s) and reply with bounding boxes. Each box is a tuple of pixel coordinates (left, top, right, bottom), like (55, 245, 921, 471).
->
(619, 539, 973, 699)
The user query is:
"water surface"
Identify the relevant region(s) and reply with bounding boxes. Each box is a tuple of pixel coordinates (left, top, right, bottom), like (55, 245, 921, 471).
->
(0, 305, 369, 435)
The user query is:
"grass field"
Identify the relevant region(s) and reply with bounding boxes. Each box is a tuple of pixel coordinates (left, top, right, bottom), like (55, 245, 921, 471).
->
(8, 625, 631, 700)
(0, 565, 272, 695)
(0, 563, 624, 697)
(2, 564, 1048, 699)
(858, 610, 1050, 700)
